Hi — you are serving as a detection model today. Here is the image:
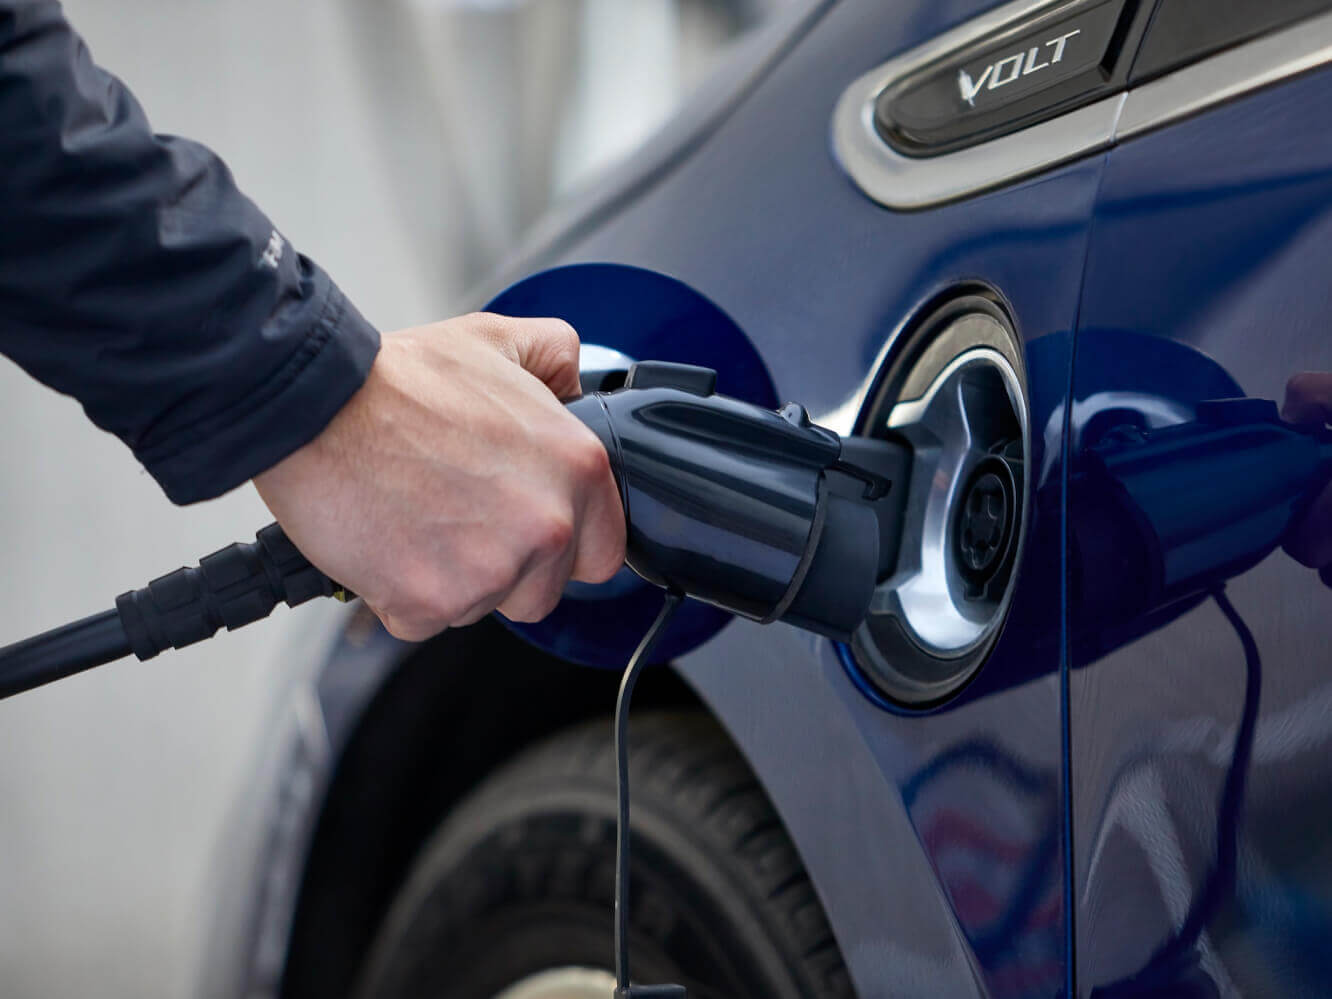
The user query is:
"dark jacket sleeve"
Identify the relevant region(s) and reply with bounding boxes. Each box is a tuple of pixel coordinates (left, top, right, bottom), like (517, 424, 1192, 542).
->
(0, 1, 381, 504)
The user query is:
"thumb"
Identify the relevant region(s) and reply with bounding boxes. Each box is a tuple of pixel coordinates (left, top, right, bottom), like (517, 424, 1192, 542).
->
(486, 314, 584, 401)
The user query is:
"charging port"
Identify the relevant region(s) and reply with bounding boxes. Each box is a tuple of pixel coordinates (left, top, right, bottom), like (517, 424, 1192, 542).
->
(850, 295, 1030, 707)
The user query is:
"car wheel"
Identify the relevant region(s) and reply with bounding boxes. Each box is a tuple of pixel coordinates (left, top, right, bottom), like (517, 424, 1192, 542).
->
(353, 711, 855, 999)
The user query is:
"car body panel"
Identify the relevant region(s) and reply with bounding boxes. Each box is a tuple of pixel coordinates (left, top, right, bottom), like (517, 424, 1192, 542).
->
(234, 3, 1332, 998)
(1071, 65, 1332, 995)
(258, 1, 1089, 995)
(516, 1, 1096, 993)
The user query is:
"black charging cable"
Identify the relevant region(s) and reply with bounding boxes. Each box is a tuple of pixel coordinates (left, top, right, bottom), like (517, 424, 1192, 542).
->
(1093, 587, 1262, 996)
(0, 524, 689, 995)
(0, 524, 347, 700)
(613, 589, 687, 999)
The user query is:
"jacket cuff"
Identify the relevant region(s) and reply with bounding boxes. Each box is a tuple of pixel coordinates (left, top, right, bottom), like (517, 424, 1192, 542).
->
(139, 281, 381, 504)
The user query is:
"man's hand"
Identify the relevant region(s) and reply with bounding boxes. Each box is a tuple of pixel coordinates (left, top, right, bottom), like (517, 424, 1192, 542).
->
(254, 313, 626, 641)
(1282, 371, 1332, 570)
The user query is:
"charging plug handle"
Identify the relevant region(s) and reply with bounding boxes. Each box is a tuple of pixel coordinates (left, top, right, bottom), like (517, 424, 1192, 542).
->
(570, 363, 911, 641)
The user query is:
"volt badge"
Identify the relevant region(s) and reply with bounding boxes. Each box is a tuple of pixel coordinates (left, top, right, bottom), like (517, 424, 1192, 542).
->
(872, 0, 1135, 156)
(957, 29, 1082, 107)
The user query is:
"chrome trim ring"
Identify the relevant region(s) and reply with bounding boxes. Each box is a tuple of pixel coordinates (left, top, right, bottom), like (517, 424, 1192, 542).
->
(875, 345, 1029, 658)
(832, 5, 1332, 209)
(848, 298, 1030, 706)
(492, 967, 616, 999)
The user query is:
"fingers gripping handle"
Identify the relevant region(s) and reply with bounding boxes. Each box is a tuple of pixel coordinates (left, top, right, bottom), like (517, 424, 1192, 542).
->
(115, 524, 349, 661)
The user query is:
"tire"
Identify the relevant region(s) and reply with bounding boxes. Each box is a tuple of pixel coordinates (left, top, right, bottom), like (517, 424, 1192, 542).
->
(353, 711, 855, 999)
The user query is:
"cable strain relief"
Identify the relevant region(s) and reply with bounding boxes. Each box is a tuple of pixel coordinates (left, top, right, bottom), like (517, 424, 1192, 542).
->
(115, 588, 167, 662)
(113, 524, 341, 662)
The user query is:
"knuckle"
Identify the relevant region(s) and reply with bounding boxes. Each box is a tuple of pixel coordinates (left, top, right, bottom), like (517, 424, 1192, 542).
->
(547, 318, 580, 354)
(533, 511, 576, 556)
(529, 319, 580, 384)
(569, 432, 612, 481)
(552, 342, 580, 380)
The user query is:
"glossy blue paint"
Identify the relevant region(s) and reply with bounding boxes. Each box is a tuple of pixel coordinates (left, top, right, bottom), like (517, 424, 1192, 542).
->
(1072, 65, 1332, 996)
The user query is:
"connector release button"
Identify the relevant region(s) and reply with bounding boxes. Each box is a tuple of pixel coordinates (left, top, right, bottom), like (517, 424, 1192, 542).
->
(624, 361, 718, 396)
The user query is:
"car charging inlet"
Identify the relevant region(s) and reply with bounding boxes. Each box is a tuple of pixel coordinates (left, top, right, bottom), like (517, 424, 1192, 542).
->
(849, 294, 1031, 706)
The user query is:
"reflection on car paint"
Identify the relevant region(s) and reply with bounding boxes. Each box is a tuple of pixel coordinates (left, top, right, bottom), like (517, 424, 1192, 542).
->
(837, 327, 1332, 995)
(1075, 73, 1332, 991)
(904, 739, 1064, 996)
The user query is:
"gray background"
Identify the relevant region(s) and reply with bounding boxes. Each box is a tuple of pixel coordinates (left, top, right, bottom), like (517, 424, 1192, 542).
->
(0, 1, 764, 994)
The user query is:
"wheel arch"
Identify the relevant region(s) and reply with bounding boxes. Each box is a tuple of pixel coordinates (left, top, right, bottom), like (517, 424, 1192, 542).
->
(276, 614, 704, 999)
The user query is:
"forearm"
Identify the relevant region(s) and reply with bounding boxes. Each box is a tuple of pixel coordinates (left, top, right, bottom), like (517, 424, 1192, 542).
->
(0, 0, 379, 503)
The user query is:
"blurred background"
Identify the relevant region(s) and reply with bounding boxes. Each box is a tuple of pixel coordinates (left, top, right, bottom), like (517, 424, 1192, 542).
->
(0, 1, 788, 995)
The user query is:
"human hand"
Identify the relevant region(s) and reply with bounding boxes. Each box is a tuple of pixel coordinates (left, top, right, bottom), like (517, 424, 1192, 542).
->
(254, 313, 626, 641)
(1282, 372, 1332, 570)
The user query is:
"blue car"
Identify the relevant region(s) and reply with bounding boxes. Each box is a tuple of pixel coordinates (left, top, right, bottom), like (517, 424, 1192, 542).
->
(232, 2, 1332, 996)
